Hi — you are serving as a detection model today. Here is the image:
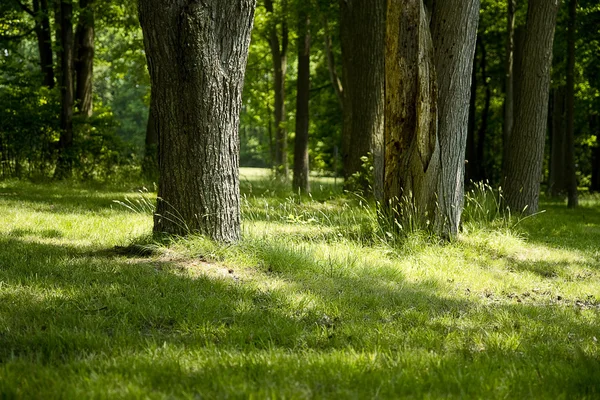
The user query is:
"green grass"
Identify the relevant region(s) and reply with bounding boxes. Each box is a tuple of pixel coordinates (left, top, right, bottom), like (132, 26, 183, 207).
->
(0, 168, 599, 399)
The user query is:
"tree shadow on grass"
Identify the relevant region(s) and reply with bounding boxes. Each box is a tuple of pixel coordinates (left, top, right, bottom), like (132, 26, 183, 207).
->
(0, 234, 599, 398)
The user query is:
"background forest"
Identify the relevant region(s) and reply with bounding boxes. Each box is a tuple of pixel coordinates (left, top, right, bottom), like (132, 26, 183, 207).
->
(1, 0, 598, 193)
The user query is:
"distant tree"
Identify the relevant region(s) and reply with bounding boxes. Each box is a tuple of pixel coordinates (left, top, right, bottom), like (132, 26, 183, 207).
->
(138, 0, 255, 241)
(265, 0, 289, 179)
(549, 86, 567, 196)
(74, 0, 94, 117)
(54, 0, 75, 179)
(292, 6, 310, 193)
(565, 0, 578, 208)
(502, 0, 516, 174)
(504, 0, 560, 214)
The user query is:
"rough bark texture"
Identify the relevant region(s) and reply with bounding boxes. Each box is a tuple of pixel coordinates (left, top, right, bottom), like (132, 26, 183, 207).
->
(75, 0, 94, 117)
(138, 0, 255, 242)
(431, 0, 480, 236)
(504, 0, 560, 215)
(549, 86, 566, 196)
(292, 12, 310, 193)
(54, 0, 75, 180)
(142, 94, 158, 181)
(265, 0, 288, 178)
(384, 0, 440, 227)
(502, 0, 516, 173)
(340, 0, 385, 197)
(33, 0, 55, 88)
(565, 0, 578, 208)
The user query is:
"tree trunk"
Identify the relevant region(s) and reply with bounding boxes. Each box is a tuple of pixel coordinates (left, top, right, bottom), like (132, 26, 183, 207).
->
(142, 94, 158, 181)
(340, 0, 385, 196)
(384, 0, 440, 229)
(54, 0, 75, 180)
(591, 115, 600, 193)
(549, 86, 566, 196)
(265, 0, 288, 179)
(466, 46, 478, 184)
(476, 39, 491, 183)
(323, 17, 343, 111)
(565, 0, 578, 208)
(33, 0, 55, 88)
(502, 0, 516, 174)
(75, 0, 94, 117)
(504, 0, 560, 215)
(431, 0, 480, 237)
(292, 12, 310, 194)
(138, 0, 255, 242)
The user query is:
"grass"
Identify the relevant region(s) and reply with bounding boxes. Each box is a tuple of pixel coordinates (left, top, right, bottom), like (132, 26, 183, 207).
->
(0, 168, 599, 399)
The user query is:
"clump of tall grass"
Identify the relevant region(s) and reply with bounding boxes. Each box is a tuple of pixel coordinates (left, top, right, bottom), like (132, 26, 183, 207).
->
(462, 181, 510, 229)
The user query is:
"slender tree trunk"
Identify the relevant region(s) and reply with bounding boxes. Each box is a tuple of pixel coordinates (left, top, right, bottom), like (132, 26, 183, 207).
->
(549, 86, 566, 196)
(431, 0, 480, 237)
(323, 17, 343, 111)
(32, 0, 55, 88)
(477, 39, 491, 183)
(265, 0, 289, 179)
(142, 94, 158, 180)
(138, 0, 255, 242)
(293, 11, 310, 193)
(384, 0, 440, 228)
(54, 0, 75, 180)
(340, 0, 385, 196)
(565, 0, 578, 208)
(591, 115, 600, 193)
(503, 0, 516, 174)
(75, 0, 94, 117)
(504, 0, 560, 215)
(466, 47, 478, 184)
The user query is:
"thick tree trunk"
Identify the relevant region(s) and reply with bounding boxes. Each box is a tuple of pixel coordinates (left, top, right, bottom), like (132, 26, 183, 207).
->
(32, 0, 55, 88)
(549, 86, 566, 196)
(142, 94, 158, 181)
(265, 0, 288, 179)
(431, 0, 480, 237)
(75, 0, 94, 117)
(292, 12, 310, 194)
(54, 0, 75, 180)
(504, 0, 560, 215)
(138, 0, 255, 242)
(502, 0, 516, 173)
(340, 0, 385, 196)
(384, 0, 440, 229)
(565, 0, 578, 208)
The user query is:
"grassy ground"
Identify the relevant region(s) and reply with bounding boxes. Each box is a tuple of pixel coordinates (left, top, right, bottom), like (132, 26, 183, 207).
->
(0, 168, 598, 399)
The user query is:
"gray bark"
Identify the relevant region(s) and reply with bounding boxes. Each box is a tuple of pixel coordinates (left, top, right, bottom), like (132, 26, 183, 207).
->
(138, 0, 255, 242)
(384, 0, 440, 228)
(504, 0, 560, 215)
(142, 94, 158, 181)
(75, 0, 94, 117)
(431, 0, 480, 237)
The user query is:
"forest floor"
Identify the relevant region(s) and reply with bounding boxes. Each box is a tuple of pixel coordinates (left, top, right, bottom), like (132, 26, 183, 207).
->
(0, 168, 599, 399)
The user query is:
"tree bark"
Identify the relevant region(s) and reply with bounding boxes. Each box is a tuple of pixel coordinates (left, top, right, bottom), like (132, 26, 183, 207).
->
(138, 0, 255, 242)
(75, 0, 94, 117)
(476, 39, 491, 183)
(340, 0, 385, 196)
(466, 47, 478, 183)
(502, 0, 516, 174)
(292, 11, 310, 194)
(384, 0, 440, 228)
(265, 0, 289, 179)
(54, 0, 75, 180)
(431, 0, 480, 236)
(142, 94, 158, 181)
(32, 0, 55, 88)
(565, 0, 578, 208)
(504, 0, 560, 215)
(322, 16, 343, 111)
(549, 86, 566, 196)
